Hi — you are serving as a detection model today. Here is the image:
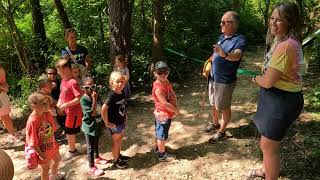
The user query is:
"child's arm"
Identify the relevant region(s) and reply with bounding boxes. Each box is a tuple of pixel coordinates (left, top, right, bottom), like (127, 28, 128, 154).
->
(91, 91, 98, 116)
(101, 104, 116, 128)
(58, 96, 80, 110)
(31, 146, 47, 160)
(154, 88, 179, 115)
(125, 67, 130, 81)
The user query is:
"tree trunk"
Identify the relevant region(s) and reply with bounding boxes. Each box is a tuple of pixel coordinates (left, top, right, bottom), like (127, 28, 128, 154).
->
(264, 0, 270, 32)
(30, 0, 48, 70)
(108, 0, 133, 63)
(140, 0, 147, 32)
(152, 0, 164, 62)
(53, 0, 72, 29)
(0, 2, 30, 76)
(295, 0, 304, 25)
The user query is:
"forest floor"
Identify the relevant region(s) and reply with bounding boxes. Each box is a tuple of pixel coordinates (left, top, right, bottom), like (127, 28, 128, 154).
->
(1, 48, 320, 180)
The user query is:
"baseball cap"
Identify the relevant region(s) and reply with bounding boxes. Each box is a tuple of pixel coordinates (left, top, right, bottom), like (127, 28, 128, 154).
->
(154, 61, 169, 71)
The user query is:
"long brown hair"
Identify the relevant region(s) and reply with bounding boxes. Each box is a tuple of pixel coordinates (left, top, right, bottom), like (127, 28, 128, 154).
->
(266, 2, 302, 47)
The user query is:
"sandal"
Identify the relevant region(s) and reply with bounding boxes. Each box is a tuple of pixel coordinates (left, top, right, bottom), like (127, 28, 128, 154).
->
(246, 169, 265, 179)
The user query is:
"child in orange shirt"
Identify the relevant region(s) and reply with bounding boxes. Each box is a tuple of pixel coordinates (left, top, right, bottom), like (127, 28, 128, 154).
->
(26, 92, 65, 180)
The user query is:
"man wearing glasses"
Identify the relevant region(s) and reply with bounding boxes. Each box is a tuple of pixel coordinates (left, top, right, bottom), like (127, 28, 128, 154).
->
(204, 11, 246, 143)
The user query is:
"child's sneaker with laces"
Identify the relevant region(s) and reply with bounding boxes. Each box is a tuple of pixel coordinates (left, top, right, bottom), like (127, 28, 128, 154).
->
(119, 154, 130, 162)
(159, 152, 175, 161)
(113, 159, 127, 169)
(95, 156, 109, 164)
(90, 166, 104, 177)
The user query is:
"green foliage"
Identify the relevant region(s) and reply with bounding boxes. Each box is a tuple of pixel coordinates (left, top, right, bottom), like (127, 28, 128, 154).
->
(306, 82, 320, 111)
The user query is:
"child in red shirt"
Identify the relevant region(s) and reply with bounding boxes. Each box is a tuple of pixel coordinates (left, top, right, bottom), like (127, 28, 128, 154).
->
(56, 59, 83, 160)
(26, 92, 65, 180)
(152, 61, 179, 161)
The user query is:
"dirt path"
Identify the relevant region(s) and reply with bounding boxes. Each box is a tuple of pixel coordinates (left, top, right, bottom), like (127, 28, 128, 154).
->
(1, 49, 318, 180)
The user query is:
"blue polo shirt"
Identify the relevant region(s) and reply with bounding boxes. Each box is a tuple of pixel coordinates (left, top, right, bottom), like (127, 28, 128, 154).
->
(210, 34, 246, 84)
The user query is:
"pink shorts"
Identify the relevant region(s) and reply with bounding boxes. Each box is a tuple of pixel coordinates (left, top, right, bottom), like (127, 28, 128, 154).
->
(0, 93, 11, 117)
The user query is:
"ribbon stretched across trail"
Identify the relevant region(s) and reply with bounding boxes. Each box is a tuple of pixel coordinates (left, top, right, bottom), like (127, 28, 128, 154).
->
(164, 48, 258, 77)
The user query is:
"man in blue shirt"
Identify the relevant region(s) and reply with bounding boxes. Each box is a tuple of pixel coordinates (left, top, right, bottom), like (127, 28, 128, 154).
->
(205, 11, 246, 143)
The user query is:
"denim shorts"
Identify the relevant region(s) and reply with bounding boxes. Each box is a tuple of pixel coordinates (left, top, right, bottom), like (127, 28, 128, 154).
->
(155, 118, 172, 140)
(108, 123, 125, 135)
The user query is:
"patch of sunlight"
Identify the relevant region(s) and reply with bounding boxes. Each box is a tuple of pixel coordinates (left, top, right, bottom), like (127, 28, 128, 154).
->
(199, 113, 210, 118)
(307, 113, 320, 121)
(253, 62, 263, 67)
(190, 92, 203, 96)
(179, 109, 188, 115)
(137, 123, 147, 128)
(179, 94, 184, 97)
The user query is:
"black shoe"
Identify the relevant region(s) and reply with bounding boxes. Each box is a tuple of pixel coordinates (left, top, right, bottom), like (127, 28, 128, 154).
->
(204, 123, 221, 134)
(113, 159, 127, 169)
(208, 131, 227, 143)
(119, 154, 130, 162)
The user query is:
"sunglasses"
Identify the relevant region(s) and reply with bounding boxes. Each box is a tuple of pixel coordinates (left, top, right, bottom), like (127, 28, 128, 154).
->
(47, 72, 57, 75)
(220, 20, 235, 25)
(82, 84, 97, 91)
(157, 70, 169, 75)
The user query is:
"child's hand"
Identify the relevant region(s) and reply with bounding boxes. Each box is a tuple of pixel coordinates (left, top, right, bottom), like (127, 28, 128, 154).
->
(38, 152, 47, 161)
(107, 122, 116, 129)
(91, 91, 98, 100)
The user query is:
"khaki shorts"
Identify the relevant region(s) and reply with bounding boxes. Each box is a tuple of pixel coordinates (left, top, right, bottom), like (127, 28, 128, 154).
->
(208, 80, 236, 110)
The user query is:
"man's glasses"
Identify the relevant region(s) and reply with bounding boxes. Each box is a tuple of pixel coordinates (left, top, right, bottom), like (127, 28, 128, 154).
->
(82, 84, 97, 91)
(220, 20, 235, 25)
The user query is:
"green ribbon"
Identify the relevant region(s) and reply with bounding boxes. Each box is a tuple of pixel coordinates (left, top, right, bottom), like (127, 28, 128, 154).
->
(164, 48, 258, 77)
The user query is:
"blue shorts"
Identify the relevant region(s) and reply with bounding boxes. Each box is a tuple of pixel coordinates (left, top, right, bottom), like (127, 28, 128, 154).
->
(155, 118, 172, 140)
(108, 123, 125, 135)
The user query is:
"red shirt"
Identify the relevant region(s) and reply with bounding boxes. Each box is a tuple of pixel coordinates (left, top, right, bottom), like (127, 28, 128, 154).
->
(152, 80, 176, 119)
(59, 78, 82, 116)
(26, 112, 59, 163)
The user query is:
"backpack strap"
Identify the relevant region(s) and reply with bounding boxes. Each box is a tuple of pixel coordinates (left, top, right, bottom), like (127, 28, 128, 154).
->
(65, 46, 78, 64)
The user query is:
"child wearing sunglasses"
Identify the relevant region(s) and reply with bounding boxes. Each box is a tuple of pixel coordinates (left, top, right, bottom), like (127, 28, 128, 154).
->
(152, 61, 179, 161)
(80, 75, 107, 176)
(25, 92, 65, 180)
(101, 71, 130, 169)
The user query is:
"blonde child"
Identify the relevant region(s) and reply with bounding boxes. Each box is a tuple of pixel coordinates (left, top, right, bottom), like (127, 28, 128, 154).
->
(25, 92, 65, 180)
(81, 75, 107, 176)
(152, 61, 179, 161)
(71, 64, 81, 83)
(101, 71, 130, 169)
(56, 59, 82, 160)
(0, 64, 20, 143)
(114, 55, 131, 98)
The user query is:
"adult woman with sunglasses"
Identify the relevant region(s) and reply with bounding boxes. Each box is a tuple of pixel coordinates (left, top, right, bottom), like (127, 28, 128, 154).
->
(249, 2, 304, 179)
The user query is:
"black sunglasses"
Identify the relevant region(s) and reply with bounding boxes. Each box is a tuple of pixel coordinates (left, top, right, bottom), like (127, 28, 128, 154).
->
(82, 84, 97, 91)
(220, 20, 235, 25)
(157, 70, 169, 75)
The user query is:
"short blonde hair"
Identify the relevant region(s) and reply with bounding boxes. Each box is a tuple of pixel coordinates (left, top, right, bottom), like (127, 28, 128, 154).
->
(109, 71, 127, 91)
(55, 59, 71, 69)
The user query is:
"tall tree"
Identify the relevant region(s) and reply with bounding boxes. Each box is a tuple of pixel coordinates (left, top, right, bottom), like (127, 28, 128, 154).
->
(108, 0, 134, 64)
(54, 0, 71, 29)
(30, 0, 48, 70)
(0, 0, 30, 76)
(152, 0, 164, 62)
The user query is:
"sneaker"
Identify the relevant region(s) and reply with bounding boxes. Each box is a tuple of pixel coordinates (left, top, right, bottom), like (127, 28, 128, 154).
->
(113, 159, 127, 169)
(49, 172, 66, 180)
(208, 131, 227, 143)
(90, 166, 104, 177)
(95, 156, 109, 164)
(159, 152, 175, 161)
(63, 150, 80, 161)
(204, 123, 221, 134)
(119, 154, 130, 162)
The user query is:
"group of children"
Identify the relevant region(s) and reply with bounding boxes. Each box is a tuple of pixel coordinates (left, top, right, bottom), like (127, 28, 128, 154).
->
(1, 56, 178, 179)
